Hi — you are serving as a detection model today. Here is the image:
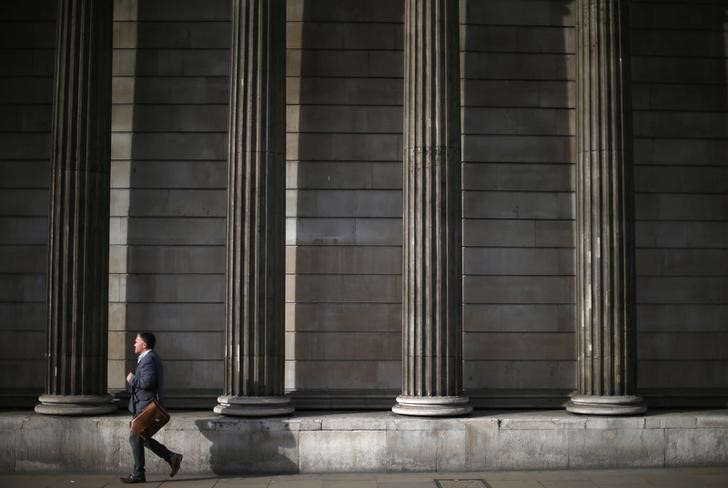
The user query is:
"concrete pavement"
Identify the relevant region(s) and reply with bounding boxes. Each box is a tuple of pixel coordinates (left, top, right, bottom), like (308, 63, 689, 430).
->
(3, 468, 728, 488)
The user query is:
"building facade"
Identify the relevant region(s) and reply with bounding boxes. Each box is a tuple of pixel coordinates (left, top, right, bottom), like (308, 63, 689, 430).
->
(1, 0, 727, 414)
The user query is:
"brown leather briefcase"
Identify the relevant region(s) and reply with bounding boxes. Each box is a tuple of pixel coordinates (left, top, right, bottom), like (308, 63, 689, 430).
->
(130, 399, 170, 440)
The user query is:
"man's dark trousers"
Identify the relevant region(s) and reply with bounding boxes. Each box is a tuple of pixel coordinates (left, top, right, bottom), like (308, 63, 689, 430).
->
(129, 432, 173, 478)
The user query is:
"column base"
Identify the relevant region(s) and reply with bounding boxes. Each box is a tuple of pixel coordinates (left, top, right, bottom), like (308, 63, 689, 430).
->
(566, 394, 646, 415)
(35, 394, 117, 416)
(214, 395, 294, 417)
(392, 395, 472, 417)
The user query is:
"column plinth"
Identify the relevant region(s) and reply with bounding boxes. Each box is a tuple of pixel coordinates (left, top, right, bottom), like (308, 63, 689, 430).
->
(567, 0, 645, 416)
(393, 0, 470, 418)
(216, 0, 291, 418)
(36, 0, 114, 416)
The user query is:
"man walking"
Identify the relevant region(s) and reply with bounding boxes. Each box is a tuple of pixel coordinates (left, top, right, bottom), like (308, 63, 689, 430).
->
(121, 332, 183, 484)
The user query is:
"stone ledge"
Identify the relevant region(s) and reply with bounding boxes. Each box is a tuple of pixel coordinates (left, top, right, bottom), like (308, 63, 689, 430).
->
(1, 410, 728, 474)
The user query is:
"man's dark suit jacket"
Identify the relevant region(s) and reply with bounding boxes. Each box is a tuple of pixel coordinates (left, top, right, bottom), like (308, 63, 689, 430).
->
(128, 350, 165, 416)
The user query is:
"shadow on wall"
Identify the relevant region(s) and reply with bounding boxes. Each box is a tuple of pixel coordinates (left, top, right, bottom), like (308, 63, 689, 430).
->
(631, 2, 728, 404)
(112, 0, 229, 409)
(194, 416, 298, 474)
(288, 0, 404, 408)
(460, 0, 575, 407)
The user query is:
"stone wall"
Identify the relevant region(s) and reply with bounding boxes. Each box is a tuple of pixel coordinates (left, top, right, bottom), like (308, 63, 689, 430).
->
(632, 1, 728, 404)
(0, 0, 55, 407)
(0, 0, 727, 409)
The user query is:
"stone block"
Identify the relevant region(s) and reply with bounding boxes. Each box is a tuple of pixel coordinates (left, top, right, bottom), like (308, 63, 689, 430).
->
(288, 133, 402, 162)
(288, 190, 402, 218)
(321, 413, 393, 432)
(637, 277, 728, 305)
(117, 303, 223, 331)
(127, 133, 227, 160)
(464, 248, 574, 276)
(568, 428, 665, 468)
(286, 246, 401, 275)
(286, 274, 400, 303)
(463, 163, 572, 192)
(287, 162, 402, 190)
(112, 21, 136, 48)
(0, 105, 51, 132)
(464, 191, 573, 220)
(164, 360, 223, 390)
(637, 361, 728, 389)
(125, 274, 224, 303)
(0, 190, 47, 216)
(285, 303, 401, 332)
(638, 333, 728, 361)
(463, 332, 574, 361)
(463, 276, 574, 304)
(125, 189, 226, 217)
(486, 429, 569, 470)
(124, 105, 227, 132)
(463, 219, 535, 247)
(287, 218, 401, 246)
(631, 2, 723, 30)
(299, 430, 388, 472)
(134, 0, 228, 21)
(462, 80, 573, 109)
(461, 25, 574, 54)
(636, 249, 728, 277)
(464, 0, 574, 27)
(0, 49, 54, 76)
(0, 330, 44, 359)
(637, 304, 728, 333)
(635, 138, 728, 166)
(636, 194, 728, 221)
(463, 304, 574, 333)
(285, 360, 400, 390)
(0, 217, 47, 245)
(463, 52, 574, 80)
(0, 246, 45, 273)
(385, 430, 438, 471)
(128, 161, 226, 189)
(288, 22, 400, 50)
(463, 135, 571, 164)
(0, 77, 53, 104)
(288, 77, 402, 106)
(0, 274, 44, 302)
(633, 84, 726, 112)
(534, 220, 573, 247)
(463, 107, 572, 136)
(286, 331, 400, 361)
(0, 358, 44, 390)
(120, 76, 229, 104)
(666, 428, 728, 466)
(287, 0, 403, 23)
(114, 217, 225, 246)
(464, 360, 575, 390)
(0, 303, 45, 331)
(288, 105, 402, 134)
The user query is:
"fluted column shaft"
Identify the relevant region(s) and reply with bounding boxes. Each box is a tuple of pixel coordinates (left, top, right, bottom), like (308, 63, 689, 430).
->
(393, 0, 471, 417)
(35, 0, 115, 416)
(214, 0, 292, 417)
(567, 0, 645, 415)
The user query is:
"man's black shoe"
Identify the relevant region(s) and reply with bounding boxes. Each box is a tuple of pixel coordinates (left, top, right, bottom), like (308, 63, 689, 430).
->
(120, 474, 146, 484)
(168, 452, 183, 477)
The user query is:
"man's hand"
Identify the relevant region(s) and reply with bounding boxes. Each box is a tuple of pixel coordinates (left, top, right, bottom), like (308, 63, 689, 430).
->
(126, 372, 135, 383)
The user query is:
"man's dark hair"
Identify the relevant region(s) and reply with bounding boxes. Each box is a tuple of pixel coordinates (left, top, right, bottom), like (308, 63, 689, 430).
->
(138, 332, 156, 350)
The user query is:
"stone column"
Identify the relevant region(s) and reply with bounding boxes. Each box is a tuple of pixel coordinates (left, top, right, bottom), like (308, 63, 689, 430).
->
(566, 0, 645, 415)
(214, 0, 292, 417)
(392, 0, 471, 417)
(35, 0, 115, 416)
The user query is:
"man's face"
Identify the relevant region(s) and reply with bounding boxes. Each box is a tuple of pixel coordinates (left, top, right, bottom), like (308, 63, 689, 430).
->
(133, 335, 147, 355)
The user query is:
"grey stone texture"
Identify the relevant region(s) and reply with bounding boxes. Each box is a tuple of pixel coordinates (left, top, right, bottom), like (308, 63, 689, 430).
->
(2, 410, 728, 473)
(568, 0, 642, 415)
(1, 0, 728, 411)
